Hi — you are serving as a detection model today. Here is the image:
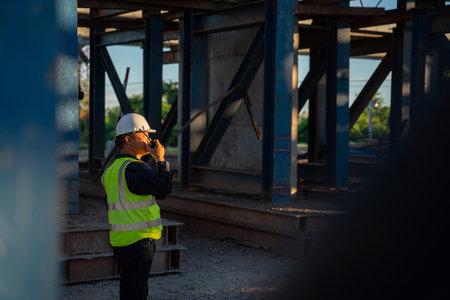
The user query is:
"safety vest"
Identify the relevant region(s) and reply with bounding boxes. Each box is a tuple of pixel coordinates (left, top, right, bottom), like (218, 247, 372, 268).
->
(101, 157, 162, 247)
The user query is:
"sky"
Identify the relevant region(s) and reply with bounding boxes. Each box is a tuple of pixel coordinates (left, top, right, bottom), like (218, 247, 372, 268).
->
(99, 0, 398, 111)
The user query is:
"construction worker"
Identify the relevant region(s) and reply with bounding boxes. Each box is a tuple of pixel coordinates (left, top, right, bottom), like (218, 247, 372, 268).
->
(101, 113, 172, 300)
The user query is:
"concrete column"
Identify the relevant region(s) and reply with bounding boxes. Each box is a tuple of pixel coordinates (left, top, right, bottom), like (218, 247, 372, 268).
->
(207, 27, 264, 171)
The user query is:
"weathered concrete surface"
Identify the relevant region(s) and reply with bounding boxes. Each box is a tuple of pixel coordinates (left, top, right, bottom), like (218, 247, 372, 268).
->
(207, 27, 264, 172)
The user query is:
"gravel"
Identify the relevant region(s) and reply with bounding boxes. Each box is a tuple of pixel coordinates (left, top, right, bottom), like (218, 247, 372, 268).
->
(59, 230, 302, 300)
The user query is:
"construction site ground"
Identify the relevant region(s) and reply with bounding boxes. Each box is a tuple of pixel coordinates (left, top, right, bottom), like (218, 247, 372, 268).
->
(60, 229, 301, 299)
(59, 193, 316, 299)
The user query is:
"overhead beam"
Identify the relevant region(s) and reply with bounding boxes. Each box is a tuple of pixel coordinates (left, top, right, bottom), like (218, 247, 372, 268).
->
(429, 9, 450, 34)
(302, 0, 350, 5)
(78, 18, 145, 28)
(95, 27, 178, 46)
(194, 25, 265, 165)
(94, 9, 132, 18)
(351, 10, 411, 29)
(96, 46, 133, 114)
(349, 52, 393, 129)
(192, 2, 264, 34)
(296, 5, 385, 17)
(78, 0, 234, 11)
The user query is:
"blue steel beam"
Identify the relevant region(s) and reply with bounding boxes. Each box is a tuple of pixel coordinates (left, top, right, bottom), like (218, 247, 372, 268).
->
(194, 25, 265, 166)
(410, 8, 429, 136)
(89, 27, 106, 175)
(298, 51, 326, 112)
(390, 26, 404, 148)
(325, 19, 350, 188)
(180, 12, 192, 189)
(262, 0, 276, 198)
(192, 2, 264, 34)
(143, 17, 164, 139)
(161, 97, 178, 145)
(97, 46, 133, 114)
(263, 0, 296, 202)
(190, 33, 209, 152)
(56, 0, 80, 214)
(349, 52, 393, 129)
(1, 0, 77, 297)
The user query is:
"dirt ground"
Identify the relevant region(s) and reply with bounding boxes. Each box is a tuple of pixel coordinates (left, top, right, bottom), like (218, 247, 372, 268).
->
(59, 229, 302, 300)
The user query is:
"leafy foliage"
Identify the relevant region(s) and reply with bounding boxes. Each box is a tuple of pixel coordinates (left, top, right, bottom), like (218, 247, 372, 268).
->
(350, 93, 390, 141)
(296, 93, 390, 143)
(79, 80, 178, 149)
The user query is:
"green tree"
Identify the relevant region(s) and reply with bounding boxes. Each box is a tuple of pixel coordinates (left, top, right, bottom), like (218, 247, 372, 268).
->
(350, 93, 390, 141)
(103, 82, 179, 147)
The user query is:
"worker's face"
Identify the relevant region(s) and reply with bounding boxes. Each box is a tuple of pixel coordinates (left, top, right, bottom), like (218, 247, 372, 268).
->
(126, 132, 151, 154)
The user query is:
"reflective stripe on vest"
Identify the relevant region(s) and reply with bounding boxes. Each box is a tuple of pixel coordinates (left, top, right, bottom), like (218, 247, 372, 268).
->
(109, 159, 161, 232)
(107, 160, 157, 211)
(110, 218, 162, 231)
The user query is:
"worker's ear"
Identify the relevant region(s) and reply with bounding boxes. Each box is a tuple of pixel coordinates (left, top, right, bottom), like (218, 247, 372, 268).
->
(124, 135, 133, 145)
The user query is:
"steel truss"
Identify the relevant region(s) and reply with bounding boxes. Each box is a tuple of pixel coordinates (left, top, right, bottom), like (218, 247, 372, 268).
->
(81, 0, 450, 202)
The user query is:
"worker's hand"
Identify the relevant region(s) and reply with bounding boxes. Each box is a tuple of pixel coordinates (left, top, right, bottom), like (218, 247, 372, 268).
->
(148, 139, 165, 162)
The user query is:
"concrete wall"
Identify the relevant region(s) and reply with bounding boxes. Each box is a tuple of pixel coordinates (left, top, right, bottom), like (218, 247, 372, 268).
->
(207, 27, 264, 173)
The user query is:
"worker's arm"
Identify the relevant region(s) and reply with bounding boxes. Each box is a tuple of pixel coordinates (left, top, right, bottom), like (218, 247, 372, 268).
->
(125, 160, 172, 199)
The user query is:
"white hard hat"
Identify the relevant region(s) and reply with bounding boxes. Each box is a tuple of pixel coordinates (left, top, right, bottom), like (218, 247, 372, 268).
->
(115, 113, 156, 137)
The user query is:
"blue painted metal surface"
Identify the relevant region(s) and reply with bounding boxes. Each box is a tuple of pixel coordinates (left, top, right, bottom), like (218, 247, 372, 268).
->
(180, 12, 192, 189)
(55, 0, 79, 214)
(390, 26, 404, 149)
(263, 0, 296, 202)
(325, 20, 350, 188)
(0, 0, 77, 297)
(144, 17, 164, 139)
(89, 26, 106, 174)
(190, 33, 208, 152)
(410, 8, 428, 135)
(262, 0, 276, 198)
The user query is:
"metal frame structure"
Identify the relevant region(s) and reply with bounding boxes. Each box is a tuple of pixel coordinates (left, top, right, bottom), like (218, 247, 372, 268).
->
(78, 0, 450, 202)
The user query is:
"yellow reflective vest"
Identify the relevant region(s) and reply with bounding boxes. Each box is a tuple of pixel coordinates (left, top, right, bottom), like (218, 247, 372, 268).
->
(101, 157, 162, 247)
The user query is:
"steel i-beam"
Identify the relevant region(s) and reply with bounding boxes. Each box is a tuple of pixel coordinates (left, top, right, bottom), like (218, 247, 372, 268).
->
(143, 16, 164, 138)
(263, 0, 296, 202)
(325, 19, 350, 188)
(180, 12, 192, 189)
(89, 26, 106, 175)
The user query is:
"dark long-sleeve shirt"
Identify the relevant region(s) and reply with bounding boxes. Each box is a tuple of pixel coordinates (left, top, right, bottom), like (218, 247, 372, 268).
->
(118, 154, 172, 200)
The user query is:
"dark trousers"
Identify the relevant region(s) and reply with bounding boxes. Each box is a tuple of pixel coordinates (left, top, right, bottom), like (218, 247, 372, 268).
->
(113, 238, 156, 300)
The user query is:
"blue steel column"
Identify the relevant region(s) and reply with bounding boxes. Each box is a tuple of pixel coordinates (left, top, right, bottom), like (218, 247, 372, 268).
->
(390, 1, 406, 149)
(410, 8, 429, 136)
(262, 0, 276, 199)
(190, 33, 208, 153)
(143, 17, 164, 138)
(325, 19, 350, 188)
(390, 25, 404, 149)
(55, 0, 79, 214)
(180, 13, 192, 189)
(263, 0, 296, 202)
(0, 0, 76, 297)
(88, 24, 105, 175)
